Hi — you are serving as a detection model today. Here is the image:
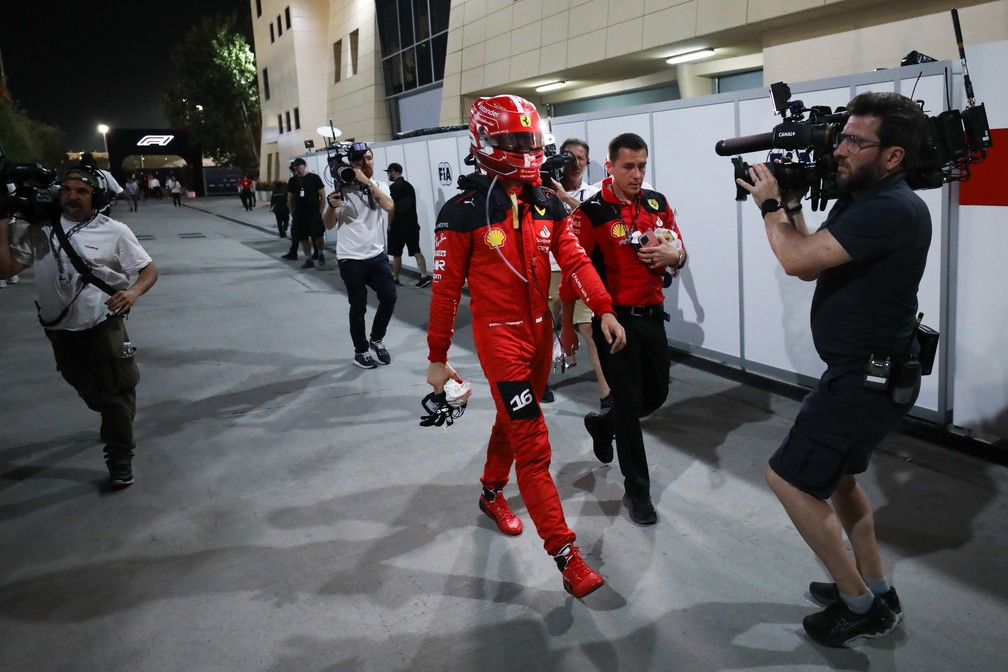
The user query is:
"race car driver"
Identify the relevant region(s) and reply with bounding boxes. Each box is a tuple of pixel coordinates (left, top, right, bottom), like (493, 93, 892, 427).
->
(425, 94, 626, 599)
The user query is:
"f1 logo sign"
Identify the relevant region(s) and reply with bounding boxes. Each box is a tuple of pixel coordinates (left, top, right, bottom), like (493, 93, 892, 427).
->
(136, 134, 175, 147)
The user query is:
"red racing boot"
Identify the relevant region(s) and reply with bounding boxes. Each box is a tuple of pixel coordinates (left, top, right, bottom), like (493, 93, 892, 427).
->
(479, 489, 523, 536)
(554, 544, 604, 598)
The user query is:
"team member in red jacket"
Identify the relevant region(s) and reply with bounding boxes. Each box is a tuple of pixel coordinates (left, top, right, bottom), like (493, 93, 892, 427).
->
(426, 95, 626, 598)
(561, 132, 687, 526)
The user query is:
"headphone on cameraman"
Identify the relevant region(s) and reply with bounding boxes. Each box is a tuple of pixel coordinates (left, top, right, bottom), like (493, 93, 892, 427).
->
(63, 165, 112, 213)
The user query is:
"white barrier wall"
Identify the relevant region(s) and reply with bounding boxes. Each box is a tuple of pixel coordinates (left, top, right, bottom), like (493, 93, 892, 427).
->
(303, 46, 1007, 441)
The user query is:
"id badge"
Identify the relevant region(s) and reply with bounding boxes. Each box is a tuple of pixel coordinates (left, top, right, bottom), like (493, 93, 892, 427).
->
(299, 189, 305, 197)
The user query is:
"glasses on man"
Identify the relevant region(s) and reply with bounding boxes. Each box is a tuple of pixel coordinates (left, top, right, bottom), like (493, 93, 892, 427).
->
(833, 132, 882, 153)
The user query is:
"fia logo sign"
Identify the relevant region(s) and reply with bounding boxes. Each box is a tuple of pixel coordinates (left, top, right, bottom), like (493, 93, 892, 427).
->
(136, 135, 175, 147)
(438, 162, 453, 186)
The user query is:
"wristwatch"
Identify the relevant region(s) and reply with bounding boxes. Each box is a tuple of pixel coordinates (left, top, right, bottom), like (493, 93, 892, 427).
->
(761, 198, 782, 217)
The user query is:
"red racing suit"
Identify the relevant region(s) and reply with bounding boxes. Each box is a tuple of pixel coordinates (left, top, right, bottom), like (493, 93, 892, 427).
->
(427, 172, 615, 555)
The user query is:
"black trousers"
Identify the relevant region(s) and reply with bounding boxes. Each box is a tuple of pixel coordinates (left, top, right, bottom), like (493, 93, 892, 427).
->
(337, 254, 397, 352)
(592, 311, 670, 498)
(46, 317, 140, 465)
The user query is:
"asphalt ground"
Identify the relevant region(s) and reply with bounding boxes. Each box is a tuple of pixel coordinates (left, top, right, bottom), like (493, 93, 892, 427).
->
(1, 196, 1006, 671)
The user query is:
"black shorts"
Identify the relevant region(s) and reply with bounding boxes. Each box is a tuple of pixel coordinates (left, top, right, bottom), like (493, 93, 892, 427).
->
(387, 225, 420, 257)
(769, 365, 918, 499)
(293, 212, 324, 241)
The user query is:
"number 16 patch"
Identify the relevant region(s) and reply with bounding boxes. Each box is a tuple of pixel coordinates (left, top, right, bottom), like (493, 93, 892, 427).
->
(496, 380, 541, 420)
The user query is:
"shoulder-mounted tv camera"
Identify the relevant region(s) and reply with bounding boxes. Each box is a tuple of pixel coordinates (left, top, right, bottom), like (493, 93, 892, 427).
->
(327, 141, 369, 189)
(715, 8, 992, 211)
(0, 143, 60, 222)
(540, 144, 575, 185)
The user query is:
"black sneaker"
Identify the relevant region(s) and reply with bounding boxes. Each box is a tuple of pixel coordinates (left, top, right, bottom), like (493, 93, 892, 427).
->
(802, 595, 897, 647)
(281, 253, 298, 260)
(623, 493, 657, 525)
(393, 278, 402, 286)
(369, 340, 391, 365)
(353, 351, 378, 369)
(108, 463, 134, 488)
(301, 259, 315, 269)
(809, 582, 903, 623)
(541, 384, 555, 403)
(584, 412, 613, 463)
(311, 251, 319, 260)
(318, 254, 326, 266)
(416, 276, 432, 288)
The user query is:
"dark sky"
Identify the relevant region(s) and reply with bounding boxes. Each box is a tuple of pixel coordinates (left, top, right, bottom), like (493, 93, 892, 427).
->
(1, 0, 252, 153)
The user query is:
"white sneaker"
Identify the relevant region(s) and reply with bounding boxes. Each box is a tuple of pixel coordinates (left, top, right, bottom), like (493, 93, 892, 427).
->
(8, 274, 18, 284)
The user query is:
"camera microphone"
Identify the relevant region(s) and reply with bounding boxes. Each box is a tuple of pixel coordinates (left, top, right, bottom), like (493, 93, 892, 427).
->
(714, 131, 775, 156)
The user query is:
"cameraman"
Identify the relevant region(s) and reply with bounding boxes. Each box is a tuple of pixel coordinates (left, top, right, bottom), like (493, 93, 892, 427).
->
(322, 143, 396, 369)
(737, 92, 930, 647)
(0, 168, 158, 488)
(563, 133, 686, 527)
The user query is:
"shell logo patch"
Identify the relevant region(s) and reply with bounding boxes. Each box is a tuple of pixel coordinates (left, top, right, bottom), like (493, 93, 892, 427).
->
(611, 222, 629, 239)
(519, 115, 532, 127)
(647, 198, 659, 210)
(485, 227, 506, 249)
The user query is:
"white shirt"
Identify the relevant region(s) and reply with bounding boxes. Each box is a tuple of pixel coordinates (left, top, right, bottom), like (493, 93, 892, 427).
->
(10, 214, 152, 330)
(97, 168, 124, 195)
(331, 181, 390, 261)
(550, 179, 600, 272)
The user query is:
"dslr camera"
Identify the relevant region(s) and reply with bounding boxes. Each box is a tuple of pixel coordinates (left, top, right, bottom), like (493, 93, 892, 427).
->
(327, 141, 370, 189)
(540, 144, 575, 185)
(0, 142, 60, 222)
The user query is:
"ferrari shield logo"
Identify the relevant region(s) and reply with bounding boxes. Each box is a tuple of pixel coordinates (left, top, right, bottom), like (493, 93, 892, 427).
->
(519, 115, 532, 127)
(648, 198, 659, 210)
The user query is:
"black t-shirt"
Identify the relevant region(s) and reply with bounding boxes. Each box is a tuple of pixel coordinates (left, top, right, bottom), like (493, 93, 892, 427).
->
(389, 176, 419, 229)
(287, 172, 325, 215)
(811, 173, 931, 366)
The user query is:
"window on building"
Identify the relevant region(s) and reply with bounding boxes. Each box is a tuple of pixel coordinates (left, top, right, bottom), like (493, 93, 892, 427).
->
(333, 39, 343, 83)
(262, 68, 270, 100)
(285, 111, 291, 132)
(278, 115, 284, 134)
(255, 0, 262, 18)
(270, 23, 275, 43)
(265, 152, 272, 182)
(294, 107, 301, 130)
(285, 7, 291, 29)
(350, 29, 359, 76)
(713, 70, 764, 94)
(277, 15, 282, 36)
(376, 0, 451, 97)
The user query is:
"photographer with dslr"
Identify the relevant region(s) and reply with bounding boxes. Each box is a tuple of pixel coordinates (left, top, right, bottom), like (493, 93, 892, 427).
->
(737, 92, 930, 647)
(321, 143, 396, 369)
(0, 167, 158, 488)
(564, 132, 686, 527)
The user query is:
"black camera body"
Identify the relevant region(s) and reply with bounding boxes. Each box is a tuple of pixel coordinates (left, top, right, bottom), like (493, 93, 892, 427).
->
(327, 141, 369, 189)
(540, 146, 575, 185)
(716, 79, 992, 210)
(0, 155, 60, 222)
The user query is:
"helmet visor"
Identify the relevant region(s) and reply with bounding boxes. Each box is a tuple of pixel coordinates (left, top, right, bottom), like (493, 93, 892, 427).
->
(486, 131, 544, 153)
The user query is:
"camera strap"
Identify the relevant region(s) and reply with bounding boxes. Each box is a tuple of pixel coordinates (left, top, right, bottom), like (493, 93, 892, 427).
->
(49, 216, 118, 296)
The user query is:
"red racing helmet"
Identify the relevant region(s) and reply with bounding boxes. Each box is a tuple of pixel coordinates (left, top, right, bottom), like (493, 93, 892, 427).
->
(468, 95, 545, 183)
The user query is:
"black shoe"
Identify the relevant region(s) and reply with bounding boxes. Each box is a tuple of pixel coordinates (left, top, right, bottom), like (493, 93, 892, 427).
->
(802, 595, 897, 647)
(393, 278, 402, 286)
(108, 463, 134, 488)
(416, 276, 432, 288)
(623, 493, 657, 525)
(281, 253, 298, 260)
(353, 351, 378, 369)
(318, 254, 326, 266)
(584, 412, 613, 463)
(301, 259, 315, 269)
(369, 339, 391, 365)
(541, 384, 555, 403)
(311, 252, 319, 260)
(809, 582, 903, 623)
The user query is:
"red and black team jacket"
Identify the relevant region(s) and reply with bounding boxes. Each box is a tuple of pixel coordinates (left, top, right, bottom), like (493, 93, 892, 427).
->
(427, 173, 615, 363)
(562, 176, 684, 308)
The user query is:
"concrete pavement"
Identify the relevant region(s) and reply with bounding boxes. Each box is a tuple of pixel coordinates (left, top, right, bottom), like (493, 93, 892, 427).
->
(1, 196, 1006, 671)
